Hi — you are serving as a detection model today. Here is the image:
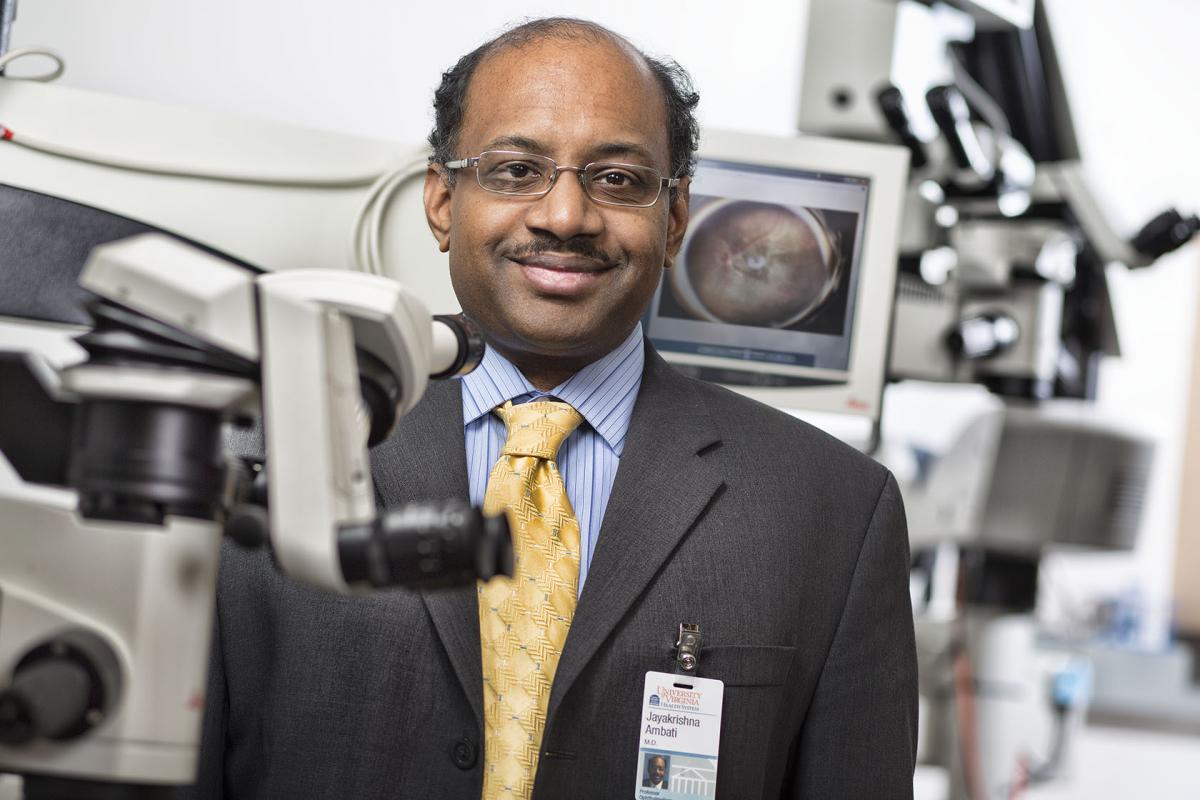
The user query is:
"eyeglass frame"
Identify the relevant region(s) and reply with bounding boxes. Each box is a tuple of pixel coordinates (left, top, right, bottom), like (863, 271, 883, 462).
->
(442, 150, 681, 208)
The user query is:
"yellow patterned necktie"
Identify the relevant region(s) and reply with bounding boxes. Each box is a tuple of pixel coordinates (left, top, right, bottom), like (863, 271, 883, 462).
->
(478, 399, 584, 800)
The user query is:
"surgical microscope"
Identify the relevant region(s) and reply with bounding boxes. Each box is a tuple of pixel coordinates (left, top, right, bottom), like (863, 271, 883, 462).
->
(0, 234, 512, 799)
(799, 1, 1196, 798)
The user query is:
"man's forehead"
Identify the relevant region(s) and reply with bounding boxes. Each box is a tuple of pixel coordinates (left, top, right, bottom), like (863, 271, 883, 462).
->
(458, 34, 669, 164)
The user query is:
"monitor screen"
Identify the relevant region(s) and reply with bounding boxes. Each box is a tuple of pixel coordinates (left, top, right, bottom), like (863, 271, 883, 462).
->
(645, 130, 909, 426)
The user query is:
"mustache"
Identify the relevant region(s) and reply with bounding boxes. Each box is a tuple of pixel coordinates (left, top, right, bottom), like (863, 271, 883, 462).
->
(507, 237, 619, 267)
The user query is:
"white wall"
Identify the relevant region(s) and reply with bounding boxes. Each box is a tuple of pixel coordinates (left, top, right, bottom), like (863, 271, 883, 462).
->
(9, 0, 1199, 644)
(5, 0, 807, 142)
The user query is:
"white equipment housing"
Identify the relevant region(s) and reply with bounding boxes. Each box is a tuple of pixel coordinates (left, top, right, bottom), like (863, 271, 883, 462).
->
(0, 234, 474, 788)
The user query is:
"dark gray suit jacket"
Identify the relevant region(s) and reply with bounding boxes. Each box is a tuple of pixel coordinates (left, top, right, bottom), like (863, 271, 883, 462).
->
(193, 345, 917, 799)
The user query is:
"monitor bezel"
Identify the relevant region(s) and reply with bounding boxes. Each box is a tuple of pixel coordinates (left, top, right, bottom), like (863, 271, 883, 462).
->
(648, 129, 909, 423)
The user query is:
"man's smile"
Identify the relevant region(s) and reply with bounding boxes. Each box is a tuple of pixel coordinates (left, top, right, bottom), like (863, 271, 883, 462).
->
(508, 252, 617, 296)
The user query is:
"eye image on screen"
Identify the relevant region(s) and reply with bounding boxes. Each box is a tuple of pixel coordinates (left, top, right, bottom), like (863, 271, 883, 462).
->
(645, 156, 871, 377)
(660, 196, 859, 336)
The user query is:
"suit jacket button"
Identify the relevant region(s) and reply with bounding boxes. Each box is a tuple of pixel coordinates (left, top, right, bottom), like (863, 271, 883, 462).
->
(450, 737, 477, 769)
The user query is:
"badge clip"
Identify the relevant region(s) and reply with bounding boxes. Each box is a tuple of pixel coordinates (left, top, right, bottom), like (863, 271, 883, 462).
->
(673, 623, 702, 674)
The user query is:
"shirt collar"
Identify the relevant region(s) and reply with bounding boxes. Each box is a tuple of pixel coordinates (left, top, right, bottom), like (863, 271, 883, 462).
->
(459, 323, 644, 453)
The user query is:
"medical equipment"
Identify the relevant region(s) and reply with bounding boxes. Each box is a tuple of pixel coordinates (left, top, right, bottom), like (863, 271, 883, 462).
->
(0, 235, 510, 798)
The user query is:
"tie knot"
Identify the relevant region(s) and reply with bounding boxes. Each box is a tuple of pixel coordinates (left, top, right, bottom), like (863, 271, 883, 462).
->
(495, 400, 583, 460)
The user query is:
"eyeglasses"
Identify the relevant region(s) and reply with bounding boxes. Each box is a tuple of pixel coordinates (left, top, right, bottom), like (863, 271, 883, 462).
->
(443, 150, 679, 208)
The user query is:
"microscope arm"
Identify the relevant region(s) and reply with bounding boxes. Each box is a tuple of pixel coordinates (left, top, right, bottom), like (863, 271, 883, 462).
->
(255, 269, 473, 591)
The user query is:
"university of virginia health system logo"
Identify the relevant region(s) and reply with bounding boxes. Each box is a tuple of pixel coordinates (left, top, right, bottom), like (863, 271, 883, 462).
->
(655, 685, 701, 709)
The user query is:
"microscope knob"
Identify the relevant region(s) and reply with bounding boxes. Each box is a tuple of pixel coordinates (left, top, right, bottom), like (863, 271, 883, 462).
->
(0, 630, 120, 745)
(1131, 208, 1200, 260)
(946, 312, 1020, 361)
(225, 503, 271, 550)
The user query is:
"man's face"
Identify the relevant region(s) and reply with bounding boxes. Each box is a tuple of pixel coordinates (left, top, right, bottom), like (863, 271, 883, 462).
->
(424, 36, 689, 372)
(649, 756, 666, 783)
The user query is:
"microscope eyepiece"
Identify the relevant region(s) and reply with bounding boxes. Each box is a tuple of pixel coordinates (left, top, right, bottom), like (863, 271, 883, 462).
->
(337, 500, 512, 590)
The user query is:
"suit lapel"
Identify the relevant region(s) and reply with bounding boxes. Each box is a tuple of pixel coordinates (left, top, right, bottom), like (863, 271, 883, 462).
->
(547, 346, 725, 722)
(369, 378, 483, 727)
(370, 351, 728, 729)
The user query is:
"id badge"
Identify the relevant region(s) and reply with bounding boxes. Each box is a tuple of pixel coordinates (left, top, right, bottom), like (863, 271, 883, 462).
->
(635, 671, 724, 799)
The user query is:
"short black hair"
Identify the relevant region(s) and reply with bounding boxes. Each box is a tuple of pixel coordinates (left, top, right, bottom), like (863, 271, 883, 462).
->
(428, 17, 700, 182)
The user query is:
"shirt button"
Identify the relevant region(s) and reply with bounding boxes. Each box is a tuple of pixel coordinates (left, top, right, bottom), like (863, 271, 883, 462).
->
(450, 737, 477, 769)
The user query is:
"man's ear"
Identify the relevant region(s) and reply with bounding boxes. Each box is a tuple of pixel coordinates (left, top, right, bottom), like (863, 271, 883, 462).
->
(424, 165, 453, 253)
(663, 176, 690, 269)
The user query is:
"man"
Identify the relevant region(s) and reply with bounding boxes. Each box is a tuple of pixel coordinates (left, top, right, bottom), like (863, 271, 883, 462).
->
(643, 755, 669, 789)
(195, 17, 917, 800)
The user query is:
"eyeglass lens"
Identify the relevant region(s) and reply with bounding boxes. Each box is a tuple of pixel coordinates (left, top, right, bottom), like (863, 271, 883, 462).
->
(476, 151, 662, 206)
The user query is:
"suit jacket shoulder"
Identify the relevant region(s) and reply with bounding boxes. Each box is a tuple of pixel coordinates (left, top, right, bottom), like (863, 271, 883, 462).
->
(681, 365, 890, 494)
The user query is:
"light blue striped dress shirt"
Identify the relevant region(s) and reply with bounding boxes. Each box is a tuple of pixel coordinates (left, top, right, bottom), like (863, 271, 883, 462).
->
(458, 324, 644, 595)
